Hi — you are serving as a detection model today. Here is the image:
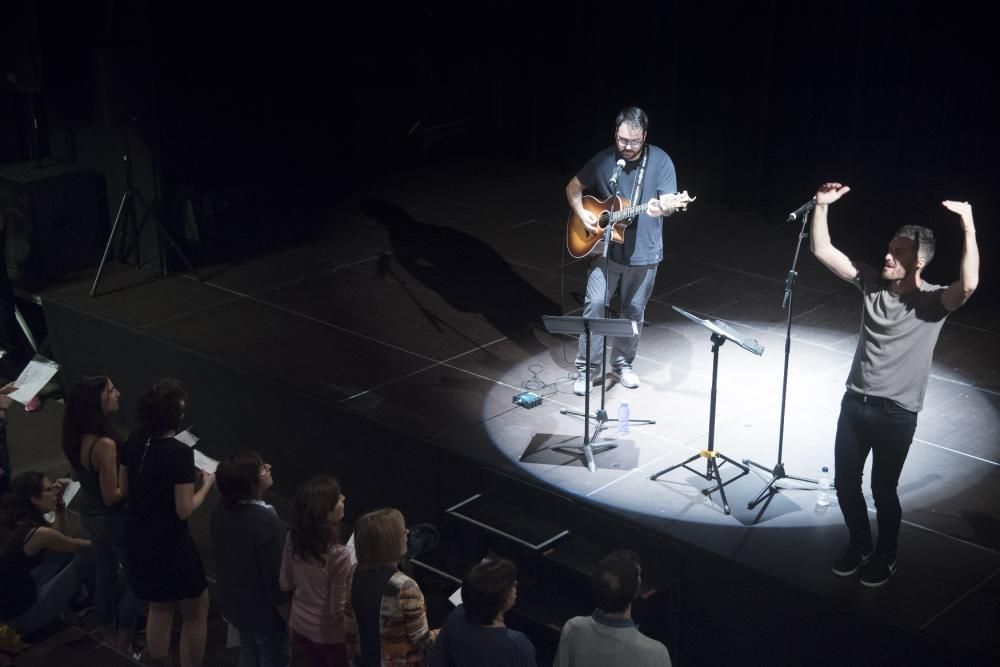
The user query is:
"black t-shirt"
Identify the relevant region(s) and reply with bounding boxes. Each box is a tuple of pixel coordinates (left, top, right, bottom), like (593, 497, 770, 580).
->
(122, 432, 195, 549)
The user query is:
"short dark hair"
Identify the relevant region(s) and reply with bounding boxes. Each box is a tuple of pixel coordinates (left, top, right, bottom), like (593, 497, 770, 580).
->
(216, 450, 264, 504)
(462, 557, 517, 625)
(615, 107, 649, 133)
(893, 224, 936, 265)
(136, 378, 187, 435)
(592, 550, 641, 613)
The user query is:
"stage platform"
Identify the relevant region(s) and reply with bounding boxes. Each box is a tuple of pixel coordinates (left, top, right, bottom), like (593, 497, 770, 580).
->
(12, 154, 999, 664)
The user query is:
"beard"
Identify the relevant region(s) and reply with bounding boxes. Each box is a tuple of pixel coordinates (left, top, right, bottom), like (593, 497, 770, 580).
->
(881, 263, 912, 282)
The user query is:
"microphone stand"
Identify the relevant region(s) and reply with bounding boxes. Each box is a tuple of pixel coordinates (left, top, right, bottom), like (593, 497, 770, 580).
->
(561, 171, 654, 468)
(743, 205, 817, 513)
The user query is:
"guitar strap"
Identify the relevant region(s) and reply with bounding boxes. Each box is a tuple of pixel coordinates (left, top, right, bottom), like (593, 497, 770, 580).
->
(627, 146, 649, 224)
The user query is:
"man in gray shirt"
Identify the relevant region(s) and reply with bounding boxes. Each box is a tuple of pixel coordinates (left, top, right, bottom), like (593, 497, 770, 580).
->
(554, 550, 671, 666)
(810, 182, 980, 587)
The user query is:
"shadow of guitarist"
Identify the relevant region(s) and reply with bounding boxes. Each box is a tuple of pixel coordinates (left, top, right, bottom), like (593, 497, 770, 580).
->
(361, 198, 561, 359)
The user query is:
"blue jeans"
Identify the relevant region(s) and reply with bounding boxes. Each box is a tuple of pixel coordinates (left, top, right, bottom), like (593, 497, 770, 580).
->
(10, 549, 95, 636)
(576, 259, 658, 371)
(238, 627, 290, 667)
(80, 511, 143, 632)
(834, 392, 918, 559)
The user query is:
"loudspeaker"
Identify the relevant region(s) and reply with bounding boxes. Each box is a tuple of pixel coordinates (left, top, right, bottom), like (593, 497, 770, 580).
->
(0, 165, 108, 281)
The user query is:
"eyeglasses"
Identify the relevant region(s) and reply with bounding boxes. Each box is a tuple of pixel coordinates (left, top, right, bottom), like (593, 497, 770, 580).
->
(615, 134, 645, 149)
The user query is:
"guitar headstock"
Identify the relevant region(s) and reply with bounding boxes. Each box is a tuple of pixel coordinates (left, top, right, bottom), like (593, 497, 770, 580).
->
(667, 190, 696, 211)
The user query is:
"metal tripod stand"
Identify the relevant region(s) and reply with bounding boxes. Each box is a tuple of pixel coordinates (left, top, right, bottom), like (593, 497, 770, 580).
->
(90, 126, 199, 296)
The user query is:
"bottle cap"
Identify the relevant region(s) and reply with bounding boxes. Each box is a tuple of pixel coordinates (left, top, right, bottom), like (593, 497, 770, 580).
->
(821, 466, 829, 472)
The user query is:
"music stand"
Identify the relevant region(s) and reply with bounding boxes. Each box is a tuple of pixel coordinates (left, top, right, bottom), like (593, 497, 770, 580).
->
(543, 315, 648, 472)
(649, 306, 762, 514)
(90, 126, 200, 297)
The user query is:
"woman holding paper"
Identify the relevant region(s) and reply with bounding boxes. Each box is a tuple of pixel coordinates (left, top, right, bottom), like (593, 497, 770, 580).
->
(62, 374, 141, 654)
(0, 471, 94, 635)
(121, 378, 215, 667)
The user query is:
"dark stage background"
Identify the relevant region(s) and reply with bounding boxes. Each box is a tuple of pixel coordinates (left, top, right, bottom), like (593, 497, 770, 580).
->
(3, 0, 997, 289)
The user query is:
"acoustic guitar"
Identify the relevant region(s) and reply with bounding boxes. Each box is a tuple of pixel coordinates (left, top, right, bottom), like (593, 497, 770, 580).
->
(565, 191, 695, 259)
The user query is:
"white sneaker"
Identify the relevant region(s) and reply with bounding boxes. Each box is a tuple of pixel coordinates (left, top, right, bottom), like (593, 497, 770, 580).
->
(573, 372, 591, 396)
(615, 366, 640, 389)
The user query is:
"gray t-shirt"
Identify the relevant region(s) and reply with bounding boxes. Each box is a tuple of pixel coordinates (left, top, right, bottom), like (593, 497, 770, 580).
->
(577, 145, 677, 266)
(845, 264, 950, 412)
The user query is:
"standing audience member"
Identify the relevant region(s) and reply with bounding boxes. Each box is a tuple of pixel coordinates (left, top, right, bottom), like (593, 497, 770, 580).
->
(62, 374, 141, 654)
(212, 450, 291, 667)
(554, 550, 671, 667)
(279, 475, 351, 666)
(0, 472, 94, 636)
(344, 508, 435, 667)
(430, 556, 534, 667)
(121, 379, 214, 667)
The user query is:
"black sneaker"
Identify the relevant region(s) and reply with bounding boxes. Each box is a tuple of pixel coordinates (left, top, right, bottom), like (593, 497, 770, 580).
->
(832, 544, 872, 576)
(860, 554, 897, 587)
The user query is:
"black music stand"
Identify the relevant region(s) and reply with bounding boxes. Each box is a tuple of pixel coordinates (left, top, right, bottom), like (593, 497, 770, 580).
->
(543, 315, 649, 472)
(742, 206, 818, 511)
(649, 306, 762, 514)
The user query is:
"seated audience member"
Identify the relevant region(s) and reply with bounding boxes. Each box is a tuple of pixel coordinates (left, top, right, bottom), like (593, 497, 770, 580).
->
(0, 472, 94, 636)
(430, 556, 535, 667)
(212, 450, 291, 667)
(62, 374, 141, 653)
(344, 508, 435, 667)
(121, 378, 215, 667)
(554, 550, 671, 667)
(279, 475, 351, 667)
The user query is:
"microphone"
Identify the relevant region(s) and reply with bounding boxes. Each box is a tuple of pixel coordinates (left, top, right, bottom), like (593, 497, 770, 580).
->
(608, 159, 626, 191)
(786, 197, 816, 223)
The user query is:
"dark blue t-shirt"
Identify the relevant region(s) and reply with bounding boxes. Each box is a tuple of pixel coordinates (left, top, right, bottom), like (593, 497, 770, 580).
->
(577, 145, 677, 265)
(430, 604, 536, 667)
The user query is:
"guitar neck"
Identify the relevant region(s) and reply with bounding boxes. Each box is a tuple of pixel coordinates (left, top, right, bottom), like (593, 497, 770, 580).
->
(609, 203, 646, 223)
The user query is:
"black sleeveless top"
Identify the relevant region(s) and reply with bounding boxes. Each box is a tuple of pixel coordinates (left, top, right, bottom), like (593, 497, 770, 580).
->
(0, 524, 44, 619)
(75, 436, 126, 517)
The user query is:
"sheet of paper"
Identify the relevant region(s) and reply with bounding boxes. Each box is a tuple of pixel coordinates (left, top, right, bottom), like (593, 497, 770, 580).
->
(175, 429, 200, 447)
(193, 449, 218, 473)
(44, 479, 81, 523)
(10, 356, 60, 404)
(448, 586, 463, 607)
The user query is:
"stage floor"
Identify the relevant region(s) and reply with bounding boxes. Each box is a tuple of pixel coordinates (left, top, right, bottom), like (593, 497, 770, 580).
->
(19, 154, 1000, 663)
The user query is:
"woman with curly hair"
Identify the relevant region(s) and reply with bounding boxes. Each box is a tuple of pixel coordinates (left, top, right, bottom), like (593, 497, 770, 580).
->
(121, 378, 215, 667)
(279, 474, 351, 666)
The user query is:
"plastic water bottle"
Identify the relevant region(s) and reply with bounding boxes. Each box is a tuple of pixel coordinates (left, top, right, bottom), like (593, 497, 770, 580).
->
(816, 466, 831, 507)
(617, 402, 630, 435)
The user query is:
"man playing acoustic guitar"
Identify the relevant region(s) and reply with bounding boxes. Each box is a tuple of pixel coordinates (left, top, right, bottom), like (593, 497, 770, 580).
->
(565, 106, 691, 395)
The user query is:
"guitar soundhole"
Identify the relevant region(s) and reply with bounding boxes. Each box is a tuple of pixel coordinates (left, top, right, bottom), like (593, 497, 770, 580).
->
(598, 211, 611, 230)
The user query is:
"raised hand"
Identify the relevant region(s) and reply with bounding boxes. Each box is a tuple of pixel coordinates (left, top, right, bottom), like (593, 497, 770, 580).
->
(942, 200, 973, 218)
(815, 182, 851, 206)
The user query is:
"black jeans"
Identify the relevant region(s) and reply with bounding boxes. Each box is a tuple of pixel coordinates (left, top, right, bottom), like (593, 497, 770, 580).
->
(834, 392, 917, 559)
